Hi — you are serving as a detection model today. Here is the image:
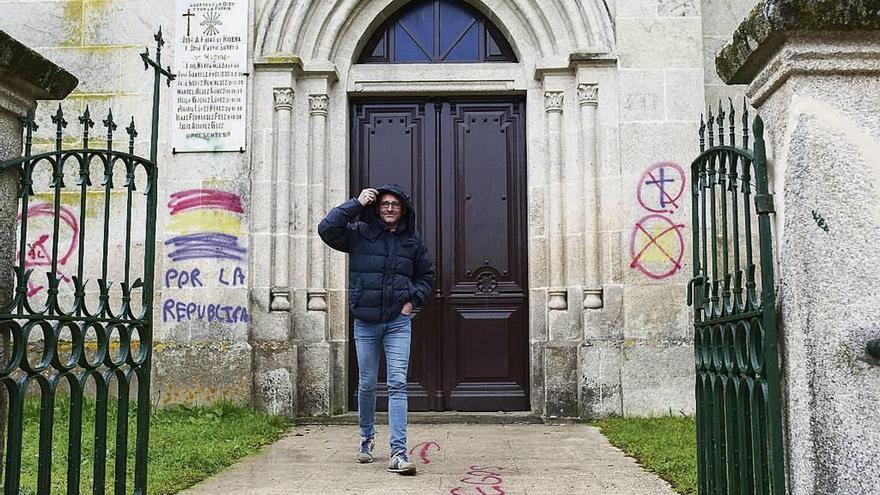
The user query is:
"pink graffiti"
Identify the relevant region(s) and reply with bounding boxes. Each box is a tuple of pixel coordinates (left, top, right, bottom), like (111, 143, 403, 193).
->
(637, 162, 685, 214)
(18, 203, 78, 296)
(409, 441, 441, 464)
(168, 189, 244, 215)
(629, 214, 685, 280)
(450, 466, 506, 495)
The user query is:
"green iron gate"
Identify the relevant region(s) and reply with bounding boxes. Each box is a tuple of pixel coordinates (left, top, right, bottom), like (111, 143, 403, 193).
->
(687, 100, 786, 494)
(0, 29, 174, 495)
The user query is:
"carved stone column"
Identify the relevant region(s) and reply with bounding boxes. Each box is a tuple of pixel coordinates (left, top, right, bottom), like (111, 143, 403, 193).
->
(270, 87, 293, 311)
(545, 91, 567, 310)
(307, 94, 329, 311)
(578, 83, 603, 309)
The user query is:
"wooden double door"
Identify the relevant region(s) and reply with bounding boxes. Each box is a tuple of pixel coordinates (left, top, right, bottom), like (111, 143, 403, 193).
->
(348, 98, 529, 412)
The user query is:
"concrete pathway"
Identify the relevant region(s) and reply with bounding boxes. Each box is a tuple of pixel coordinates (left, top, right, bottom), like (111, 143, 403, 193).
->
(180, 423, 677, 495)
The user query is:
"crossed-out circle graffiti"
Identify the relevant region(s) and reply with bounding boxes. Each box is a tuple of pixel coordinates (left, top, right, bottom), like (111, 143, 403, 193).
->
(630, 214, 685, 280)
(637, 161, 685, 214)
(629, 161, 686, 280)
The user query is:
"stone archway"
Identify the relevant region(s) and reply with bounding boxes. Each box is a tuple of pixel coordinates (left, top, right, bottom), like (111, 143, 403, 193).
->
(248, 0, 619, 418)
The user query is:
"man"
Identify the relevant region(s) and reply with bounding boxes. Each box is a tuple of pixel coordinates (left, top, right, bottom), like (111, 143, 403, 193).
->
(318, 184, 434, 476)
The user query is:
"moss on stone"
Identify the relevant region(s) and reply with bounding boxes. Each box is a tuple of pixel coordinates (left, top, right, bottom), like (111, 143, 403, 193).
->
(0, 30, 78, 99)
(716, 0, 880, 84)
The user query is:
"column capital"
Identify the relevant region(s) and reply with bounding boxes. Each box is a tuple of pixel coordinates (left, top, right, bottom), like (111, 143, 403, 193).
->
(577, 83, 598, 106)
(309, 94, 329, 116)
(273, 87, 294, 110)
(544, 91, 564, 113)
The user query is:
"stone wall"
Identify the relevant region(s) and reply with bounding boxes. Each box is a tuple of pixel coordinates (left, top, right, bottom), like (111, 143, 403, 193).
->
(0, 28, 77, 483)
(0, 0, 254, 408)
(0, 0, 762, 418)
(717, 1, 880, 491)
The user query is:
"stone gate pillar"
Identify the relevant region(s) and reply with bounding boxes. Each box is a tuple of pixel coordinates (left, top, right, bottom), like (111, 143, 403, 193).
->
(716, 2, 880, 493)
(0, 29, 76, 480)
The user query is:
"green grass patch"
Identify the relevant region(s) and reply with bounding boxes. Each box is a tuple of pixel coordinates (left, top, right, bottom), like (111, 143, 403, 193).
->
(17, 396, 291, 495)
(595, 416, 697, 495)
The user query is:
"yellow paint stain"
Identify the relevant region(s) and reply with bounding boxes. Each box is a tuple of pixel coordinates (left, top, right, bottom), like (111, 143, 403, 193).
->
(32, 191, 125, 219)
(167, 210, 242, 236)
(61, 1, 85, 47)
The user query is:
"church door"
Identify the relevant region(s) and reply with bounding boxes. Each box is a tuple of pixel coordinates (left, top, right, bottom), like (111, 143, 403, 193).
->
(348, 98, 530, 412)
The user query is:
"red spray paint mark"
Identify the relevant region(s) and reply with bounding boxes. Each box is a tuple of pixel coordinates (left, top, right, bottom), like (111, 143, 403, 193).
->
(409, 441, 441, 464)
(450, 466, 506, 495)
(18, 203, 78, 295)
(629, 214, 685, 280)
(167, 189, 244, 215)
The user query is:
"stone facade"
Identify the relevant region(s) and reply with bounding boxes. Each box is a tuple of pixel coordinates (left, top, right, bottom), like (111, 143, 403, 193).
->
(717, 1, 880, 491)
(0, 27, 77, 485)
(0, 0, 760, 418)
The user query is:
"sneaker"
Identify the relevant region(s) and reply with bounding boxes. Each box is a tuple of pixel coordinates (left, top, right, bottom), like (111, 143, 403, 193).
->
(387, 452, 417, 475)
(356, 436, 375, 464)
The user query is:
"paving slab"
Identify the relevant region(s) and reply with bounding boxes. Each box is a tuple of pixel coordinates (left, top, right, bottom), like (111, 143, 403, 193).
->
(179, 423, 677, 495)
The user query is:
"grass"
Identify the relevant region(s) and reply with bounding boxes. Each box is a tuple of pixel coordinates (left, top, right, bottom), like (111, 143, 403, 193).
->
(17, 396, 292, 495)
(595, 416, 697, 495)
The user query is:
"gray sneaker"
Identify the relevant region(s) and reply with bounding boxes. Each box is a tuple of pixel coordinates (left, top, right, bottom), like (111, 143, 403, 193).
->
(356, 436, 375, 463)
(387, 452, 417, 475)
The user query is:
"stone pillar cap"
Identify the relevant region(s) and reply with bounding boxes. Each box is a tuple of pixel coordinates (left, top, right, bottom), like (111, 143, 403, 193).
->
(716, 0, 880, 85)
(0, 30, 78, 100)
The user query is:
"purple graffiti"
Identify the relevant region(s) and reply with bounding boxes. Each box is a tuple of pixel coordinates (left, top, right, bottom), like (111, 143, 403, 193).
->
(165, 233, 247, 262)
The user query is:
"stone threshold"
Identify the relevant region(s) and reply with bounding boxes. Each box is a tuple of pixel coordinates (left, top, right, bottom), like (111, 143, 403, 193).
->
(294, 411, 557, 425)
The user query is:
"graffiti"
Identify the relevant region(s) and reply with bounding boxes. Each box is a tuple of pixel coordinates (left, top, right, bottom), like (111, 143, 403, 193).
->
(168, 188, 243, 215)
(165, 232, 247, 262)
(165, 189, 247, 261)
(162, 187, 249, 326)
(450, 466, 506, 495)
(164, 267, 245, 288)
(161, 298, 249, 323)
(409, 441, 441, 464)
(18, 203, 78, 296)
(630, 163, 686, 280)
(630, 214, 686, 280)
(637, 162, 684, 214)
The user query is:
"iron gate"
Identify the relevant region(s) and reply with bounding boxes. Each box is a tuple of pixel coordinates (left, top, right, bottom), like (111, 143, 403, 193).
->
(0, 29, 173, 495)
(687, 100, 786, 494)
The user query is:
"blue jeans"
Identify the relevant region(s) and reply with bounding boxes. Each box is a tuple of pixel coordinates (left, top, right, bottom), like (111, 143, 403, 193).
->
(354, 313, 412, 456)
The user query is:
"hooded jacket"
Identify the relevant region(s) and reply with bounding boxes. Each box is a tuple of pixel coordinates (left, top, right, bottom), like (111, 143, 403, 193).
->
(318, 184, 435, 323)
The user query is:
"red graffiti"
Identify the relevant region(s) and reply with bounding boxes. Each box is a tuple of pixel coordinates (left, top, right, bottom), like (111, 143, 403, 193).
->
(409, 441, 441, 464)
(629, 214, 685, 280)
(168, 189, 244, 215)
(450, 466, 505, 495)
(18, 203, 78, 295)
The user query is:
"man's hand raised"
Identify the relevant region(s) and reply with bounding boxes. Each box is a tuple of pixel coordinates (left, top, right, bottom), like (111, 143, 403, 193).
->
(358, 188, 379, 207)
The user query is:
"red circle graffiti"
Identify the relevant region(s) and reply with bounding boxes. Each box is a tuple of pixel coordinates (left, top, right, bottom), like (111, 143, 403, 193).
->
(637, 162, 685, 214)
(629, 214, 685, 280)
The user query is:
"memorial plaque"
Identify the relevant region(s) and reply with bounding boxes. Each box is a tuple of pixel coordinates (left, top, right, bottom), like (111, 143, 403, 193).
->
(173, 0, 248, 152)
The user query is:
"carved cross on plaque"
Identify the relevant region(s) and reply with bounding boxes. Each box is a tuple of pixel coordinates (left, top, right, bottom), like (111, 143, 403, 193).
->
(182, 8, 195, 36)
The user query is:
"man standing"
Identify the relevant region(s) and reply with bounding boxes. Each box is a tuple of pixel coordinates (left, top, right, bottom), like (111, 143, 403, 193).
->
(318, 184, 434, 476)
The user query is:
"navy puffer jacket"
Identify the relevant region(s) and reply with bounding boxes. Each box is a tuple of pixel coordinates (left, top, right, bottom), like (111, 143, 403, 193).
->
(318, 184, 435, 323)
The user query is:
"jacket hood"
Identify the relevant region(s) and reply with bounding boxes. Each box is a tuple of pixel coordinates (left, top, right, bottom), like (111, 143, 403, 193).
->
(363, 183, 416, 233)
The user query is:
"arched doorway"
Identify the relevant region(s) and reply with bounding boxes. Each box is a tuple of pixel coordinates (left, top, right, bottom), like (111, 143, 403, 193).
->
(348, 0, 529, 412)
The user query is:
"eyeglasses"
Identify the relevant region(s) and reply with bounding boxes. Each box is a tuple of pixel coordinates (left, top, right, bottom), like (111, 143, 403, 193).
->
(378, 201, 402, 211)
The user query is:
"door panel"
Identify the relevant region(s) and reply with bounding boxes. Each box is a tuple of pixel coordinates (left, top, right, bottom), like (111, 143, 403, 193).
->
(349, 98, 528, 411)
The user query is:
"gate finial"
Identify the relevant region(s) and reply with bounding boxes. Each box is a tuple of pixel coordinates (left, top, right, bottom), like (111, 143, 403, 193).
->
(126, 117, 138, 155)
(79, 105, 95, 148)
(103, 109, 117, 150)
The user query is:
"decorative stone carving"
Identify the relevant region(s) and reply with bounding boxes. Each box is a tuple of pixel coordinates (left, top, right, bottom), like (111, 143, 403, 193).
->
(308, 94, 329, 116)
(270, 87, 294, 312)
(273, 87, 294, 110)
(577, 83, 598, 106)
(578, 82, 603, 310)
(544, 91, 564, 113)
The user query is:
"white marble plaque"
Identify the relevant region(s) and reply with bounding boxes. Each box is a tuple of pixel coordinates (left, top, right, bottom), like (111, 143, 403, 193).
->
(173, 0, 248, 152)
